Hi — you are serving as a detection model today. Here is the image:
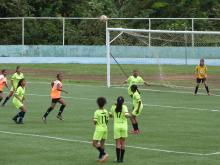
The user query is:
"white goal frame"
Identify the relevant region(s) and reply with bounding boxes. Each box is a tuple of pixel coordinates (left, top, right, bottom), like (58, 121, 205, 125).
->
(106, 27, 220, 87)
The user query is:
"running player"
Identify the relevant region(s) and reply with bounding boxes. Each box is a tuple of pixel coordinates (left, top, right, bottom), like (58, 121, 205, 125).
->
(42, 74, 68, 122)
(122, 69, 149, 97)
(194, 58, 210, 95)
(0, 69, 10, 103)
(12, 79, 27, 124)
(130, 84, 143, 134)
(92, 97, 109, 163)
(2, 66, 24, 106)
(109, 96, 130, 163)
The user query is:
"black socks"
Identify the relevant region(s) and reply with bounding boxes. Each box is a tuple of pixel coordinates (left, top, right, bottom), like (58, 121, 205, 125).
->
(58, 105, 66, 116)
(194, 85, 210, 94)
(18, 111, 26, 123)
(13, 111, 26, 123)
(205, 85, 209, 93)
(132, 123, 139, 131)
(97, 147, 105, 158)
(44, 104, 66, 118)
(194, 85, 199, 94)
(2, 96, 10, 106)
(116, 148, 125, 162)
(43, 107, 53, 118)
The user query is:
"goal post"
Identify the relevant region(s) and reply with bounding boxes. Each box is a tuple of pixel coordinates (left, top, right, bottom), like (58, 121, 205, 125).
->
(106, 27, 220, 88)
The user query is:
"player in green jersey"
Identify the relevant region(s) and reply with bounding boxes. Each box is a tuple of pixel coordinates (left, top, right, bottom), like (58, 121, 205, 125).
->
(2, 66, 24, 106)
(92, 97, 109, 163)
(109, 96, 130, 163)
(12, 78, 27, 124)
(130, 84, 143, 134)
(122, 70, 149, 97)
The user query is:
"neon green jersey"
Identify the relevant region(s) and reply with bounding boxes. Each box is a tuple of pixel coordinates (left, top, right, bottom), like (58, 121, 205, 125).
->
(133, 91, 142, 108)
(93, 109, 109, 131)
(14, 86, 25, 101)
(11, 73, 24, 89)
(127, 75, 144, 87)
(127, 76, 144, 95)
(110, 104, 129, 128)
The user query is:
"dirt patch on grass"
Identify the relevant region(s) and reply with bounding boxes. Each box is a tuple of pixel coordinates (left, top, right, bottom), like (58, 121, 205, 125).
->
(5, 67, 219, 87)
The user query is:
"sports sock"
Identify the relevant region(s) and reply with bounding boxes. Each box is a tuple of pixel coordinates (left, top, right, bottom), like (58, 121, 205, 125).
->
(2, 96, 10, 106)
(120, 149, 125, 162)
(13, 113, 20, 120)
(132, 123, 139, 131)
(205, 85, 210, 93)
(18, 111, 25, 123)
(0, 98, 2, 103)
(97, 147, 105, 156)
(58, 105, 66, 116)
(43, 107, 53, 118)
(98, 147, 106, 159)
(136, 123, 139, 130)
(194, 86, 199, 94)
(116, 148, 121, 162)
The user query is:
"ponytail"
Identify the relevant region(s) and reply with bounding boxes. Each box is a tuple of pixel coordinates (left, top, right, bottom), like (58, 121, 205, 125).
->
(130, 84, 140, 94)
(17, 78, 25, 88)
(115, 96, 124, 113)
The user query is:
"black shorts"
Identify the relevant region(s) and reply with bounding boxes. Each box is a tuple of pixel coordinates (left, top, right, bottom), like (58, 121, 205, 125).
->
(197, 78, 206, 83)
(0, 91, 2, 93)
(52, 98, 61, 103)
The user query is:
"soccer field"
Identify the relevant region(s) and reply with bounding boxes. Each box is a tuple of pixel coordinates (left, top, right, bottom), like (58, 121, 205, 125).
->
(0, 64, 220, 165)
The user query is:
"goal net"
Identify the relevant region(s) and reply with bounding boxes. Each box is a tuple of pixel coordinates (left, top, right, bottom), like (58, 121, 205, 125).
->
(106, 28, 220, 90)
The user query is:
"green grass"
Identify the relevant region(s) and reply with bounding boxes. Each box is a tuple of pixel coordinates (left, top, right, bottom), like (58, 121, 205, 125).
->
(0, 74, 220, 164)
(1, 64, 220, 88)
(0, 64, 220, 164)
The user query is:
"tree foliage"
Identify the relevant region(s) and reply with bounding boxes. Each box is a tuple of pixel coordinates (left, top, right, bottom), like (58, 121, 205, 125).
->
(0, 0, 220, 44)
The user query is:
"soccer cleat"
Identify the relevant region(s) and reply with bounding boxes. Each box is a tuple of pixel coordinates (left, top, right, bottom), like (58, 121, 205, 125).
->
(208, 92, 211, 96)
(42, 116, 47, 123)
(56, 115, 63, 120)
(12, 117, 18, 123)
(17, 121, 24, 124)
(129, 130, 140, 134)
(99, 153, 109, 163)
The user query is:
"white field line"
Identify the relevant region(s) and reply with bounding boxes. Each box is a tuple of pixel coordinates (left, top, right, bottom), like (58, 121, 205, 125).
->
(0, 130, 218, 156)
(27, 93, 220, 113)
(28, 81, 220, 97)
(113, 86, 220, 97)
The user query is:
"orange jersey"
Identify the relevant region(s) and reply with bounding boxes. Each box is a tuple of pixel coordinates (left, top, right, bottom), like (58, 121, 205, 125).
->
(0, 74, 7, 91)
(50, 80, 62, 99)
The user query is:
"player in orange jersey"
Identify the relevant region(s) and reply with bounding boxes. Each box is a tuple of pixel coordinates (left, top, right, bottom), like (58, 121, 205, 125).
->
(42, 74, 68, 123)
(0, 69, 10, 104)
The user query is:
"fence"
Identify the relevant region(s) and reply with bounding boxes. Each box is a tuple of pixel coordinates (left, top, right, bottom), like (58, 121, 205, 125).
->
(0, 17, 220, 65)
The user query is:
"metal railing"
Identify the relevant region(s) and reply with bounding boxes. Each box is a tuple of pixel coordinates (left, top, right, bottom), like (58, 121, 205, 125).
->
(0, 17, 220, 46)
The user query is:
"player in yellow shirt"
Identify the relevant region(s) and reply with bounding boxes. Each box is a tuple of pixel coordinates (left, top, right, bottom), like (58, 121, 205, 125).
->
(0, 69, 10, 104)
(92, 97, 109, 163)
(12, 79, 27, 124)
(2, 66, 24, 106)
(122, 70, 149, 97)
(194, 58, 210, 95)
(109, 96, 130, 163)
(130, 84, 143, 134)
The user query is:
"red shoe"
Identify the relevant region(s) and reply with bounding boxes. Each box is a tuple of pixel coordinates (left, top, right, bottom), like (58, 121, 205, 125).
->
(129, 130, 140, 134)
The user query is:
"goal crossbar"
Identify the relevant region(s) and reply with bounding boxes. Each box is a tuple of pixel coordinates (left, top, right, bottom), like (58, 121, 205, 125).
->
(107, 28, 220, 35)
(106, 27, 220, 87)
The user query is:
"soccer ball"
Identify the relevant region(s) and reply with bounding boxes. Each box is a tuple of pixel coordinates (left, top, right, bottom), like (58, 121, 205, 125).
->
(99, 15, 108, 22)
